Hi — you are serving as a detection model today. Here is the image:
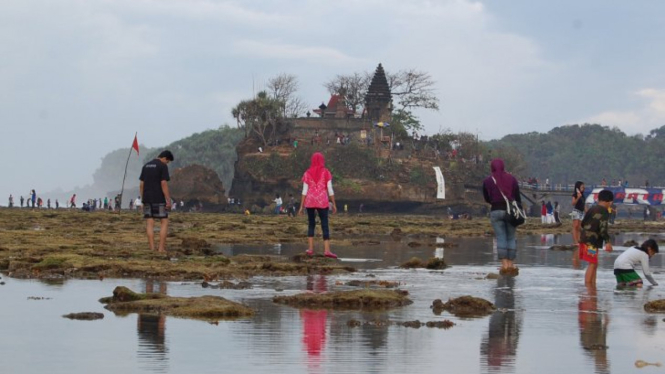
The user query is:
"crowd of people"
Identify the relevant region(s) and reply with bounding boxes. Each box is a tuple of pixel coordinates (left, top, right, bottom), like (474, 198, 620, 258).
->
(485, 162, 659, 289)
(5, 149, 660, 291)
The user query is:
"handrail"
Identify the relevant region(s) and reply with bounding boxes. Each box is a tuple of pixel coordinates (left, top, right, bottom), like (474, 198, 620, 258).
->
(518, 182, 663, 192)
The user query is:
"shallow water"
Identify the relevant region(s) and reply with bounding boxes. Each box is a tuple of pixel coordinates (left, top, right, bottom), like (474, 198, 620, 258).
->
(2, 233, 665, 374)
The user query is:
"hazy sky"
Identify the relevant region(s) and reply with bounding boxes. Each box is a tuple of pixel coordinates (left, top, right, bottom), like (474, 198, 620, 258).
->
(2, 0, 665, 202)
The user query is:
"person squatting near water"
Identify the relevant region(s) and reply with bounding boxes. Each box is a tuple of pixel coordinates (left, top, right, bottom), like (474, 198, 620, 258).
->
(139, 150, 174, 253)
(483, 158, 522, 275)
(298, 152, 338, 259)
(614, 239, 659, 288)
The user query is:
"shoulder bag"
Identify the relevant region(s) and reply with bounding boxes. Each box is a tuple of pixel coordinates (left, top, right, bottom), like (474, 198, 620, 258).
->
(491, 177, 526, 227)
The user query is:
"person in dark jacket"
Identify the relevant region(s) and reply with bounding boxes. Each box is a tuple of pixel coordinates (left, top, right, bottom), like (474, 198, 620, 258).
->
(483, 159, 522, 273)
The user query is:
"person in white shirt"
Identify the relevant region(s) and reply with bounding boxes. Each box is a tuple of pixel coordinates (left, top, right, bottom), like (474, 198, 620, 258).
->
(274, 194, 282, 214)
(614, 239, 659, 287)
(134, 196, 142, 211)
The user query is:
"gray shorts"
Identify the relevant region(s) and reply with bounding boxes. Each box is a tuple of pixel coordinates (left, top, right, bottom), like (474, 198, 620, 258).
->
(571, 209, 584, 220)
(143, 203, 168, 219)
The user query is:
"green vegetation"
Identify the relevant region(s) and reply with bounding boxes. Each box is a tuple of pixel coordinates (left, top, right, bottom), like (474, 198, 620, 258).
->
(244, 144, 385, 182)
(485, 123, 665, 185)
(144, 126, 244, 189)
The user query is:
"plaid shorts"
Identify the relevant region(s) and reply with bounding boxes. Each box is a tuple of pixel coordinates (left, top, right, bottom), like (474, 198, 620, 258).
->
(143, 203, 168, 219)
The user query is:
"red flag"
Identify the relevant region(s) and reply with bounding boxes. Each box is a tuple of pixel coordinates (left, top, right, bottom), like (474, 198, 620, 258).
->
(132, 134, 139, 155)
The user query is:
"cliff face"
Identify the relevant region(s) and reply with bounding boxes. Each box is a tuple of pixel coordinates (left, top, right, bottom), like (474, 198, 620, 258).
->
(229, 128, 481, 212)
(170, 164, 228, 210)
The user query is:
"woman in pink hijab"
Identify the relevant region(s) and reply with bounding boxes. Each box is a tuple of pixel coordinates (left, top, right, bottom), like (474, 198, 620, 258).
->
(298, 152, 338, 258)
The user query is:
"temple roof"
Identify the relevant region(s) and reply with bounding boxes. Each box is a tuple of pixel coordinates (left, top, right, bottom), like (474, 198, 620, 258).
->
(365, 63, 392, 104)
(313, 94, 355, 117)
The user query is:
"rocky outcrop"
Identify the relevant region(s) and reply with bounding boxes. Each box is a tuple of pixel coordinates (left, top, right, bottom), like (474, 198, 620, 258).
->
(170, 164, 227, 209)
(229, 132, 482, 213)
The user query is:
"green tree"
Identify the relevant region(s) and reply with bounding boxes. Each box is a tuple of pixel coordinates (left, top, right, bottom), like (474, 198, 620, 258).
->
(232, 91, 284, 147)
(144, 126, 244, 190)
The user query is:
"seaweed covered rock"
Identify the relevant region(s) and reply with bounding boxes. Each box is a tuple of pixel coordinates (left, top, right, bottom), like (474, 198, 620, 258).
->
(100, 286, 253, 320)
(273, 289, 412, 310)
(432, 296, 495, 317)
(644, 299, 665, 313)
(499, 267, 519, 276)
(180, 237, 212, 255)
(550, 245, 577, 251)
(202, 280, 252, 289)
(345, 279, 400, 288)
(400, 257, 447, 270)
(426, 257, 447, 270)
(63, 312, 104, 320)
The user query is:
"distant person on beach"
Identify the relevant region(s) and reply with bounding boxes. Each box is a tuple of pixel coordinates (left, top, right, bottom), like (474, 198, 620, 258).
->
(55, 199, 59, 209)
(70, 194, 77, 208)
(274, 194, 282, 214)
(134, 196, 142, 211)
(609, 202, 617, 224)
(579, 189, 614, 287)
(20, 196, 24, 208)
(540, 201, 547, 224)
(30, 190, 36, 208)
(546, 201, 554, 224)
(482, 158, 522, 274)
(298, 152, 338, 259)
(47, 199, 51, 209)
(554, 201, 561, 223)
(8, 194, 13, 208)
(140, 150, 174, 253)
(614, 239, 659, 288)
(287, 194, 296, 217)
(571, 181, 586, 244)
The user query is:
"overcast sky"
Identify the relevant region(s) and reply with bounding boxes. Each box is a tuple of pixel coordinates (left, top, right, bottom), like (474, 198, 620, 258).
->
(2, 0, 665, 202)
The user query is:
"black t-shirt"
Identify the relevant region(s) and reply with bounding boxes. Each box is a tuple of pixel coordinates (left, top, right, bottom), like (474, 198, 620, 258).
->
(139, 159, 170, 204)
(573, 190, 585, 211)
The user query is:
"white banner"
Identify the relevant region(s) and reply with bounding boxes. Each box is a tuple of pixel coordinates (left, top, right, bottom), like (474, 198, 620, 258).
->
(433, 166, 445, 199)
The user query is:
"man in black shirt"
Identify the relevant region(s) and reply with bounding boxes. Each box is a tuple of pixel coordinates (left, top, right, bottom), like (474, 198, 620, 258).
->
(139, 150, 174, 253)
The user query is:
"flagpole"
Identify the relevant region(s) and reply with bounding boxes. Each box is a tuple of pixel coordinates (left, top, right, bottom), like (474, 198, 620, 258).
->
(120, 132, 137, 210)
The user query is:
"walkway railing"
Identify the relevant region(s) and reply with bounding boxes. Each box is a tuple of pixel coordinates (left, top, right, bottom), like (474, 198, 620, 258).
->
(518, 182, 662, 192)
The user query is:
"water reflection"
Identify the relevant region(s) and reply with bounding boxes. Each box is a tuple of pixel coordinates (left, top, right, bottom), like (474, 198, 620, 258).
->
(302, 276, 328, 373)
(481, 276, 522, 373)
(137, 280, 168, 373)
(578, 287, 610, 374)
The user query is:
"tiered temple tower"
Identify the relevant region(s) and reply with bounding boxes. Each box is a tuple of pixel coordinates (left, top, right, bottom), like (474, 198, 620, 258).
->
(365, 63, 392, 123)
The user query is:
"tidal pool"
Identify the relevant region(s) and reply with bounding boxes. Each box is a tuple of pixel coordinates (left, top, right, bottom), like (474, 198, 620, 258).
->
(1, 233, 664, 374)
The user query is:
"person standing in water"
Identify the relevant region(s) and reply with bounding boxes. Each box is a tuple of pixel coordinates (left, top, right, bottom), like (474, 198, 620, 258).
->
(579, 189, 614, 287)
(298, 152, 338, 259)
(482, 158, 522, 274)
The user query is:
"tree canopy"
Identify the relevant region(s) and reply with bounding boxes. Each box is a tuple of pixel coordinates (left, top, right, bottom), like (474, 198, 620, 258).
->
(485, 123, 665, 186)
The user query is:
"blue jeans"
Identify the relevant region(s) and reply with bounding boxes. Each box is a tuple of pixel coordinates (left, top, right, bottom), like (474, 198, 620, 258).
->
(490, 210, 517, 260)
(307, 208, 330, 240)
